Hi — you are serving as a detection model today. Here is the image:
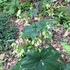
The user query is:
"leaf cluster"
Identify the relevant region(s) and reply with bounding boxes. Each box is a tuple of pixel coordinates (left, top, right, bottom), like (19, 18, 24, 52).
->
(0, 14, 18, 51)
(0, 0, 20, 15)
(21, 19, 53, 39)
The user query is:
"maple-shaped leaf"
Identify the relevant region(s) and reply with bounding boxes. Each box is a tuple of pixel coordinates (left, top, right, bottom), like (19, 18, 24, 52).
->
(21, 25, 39, 39)
(20, 19, 53, 39)
(21, 46, 65, 70)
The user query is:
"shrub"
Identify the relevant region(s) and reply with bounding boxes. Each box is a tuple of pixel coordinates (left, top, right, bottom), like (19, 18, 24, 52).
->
(0, 14, 18, 51)
(0, 0, 20, 15)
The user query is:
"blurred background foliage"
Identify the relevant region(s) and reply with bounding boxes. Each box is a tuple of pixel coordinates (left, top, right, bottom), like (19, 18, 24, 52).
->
(0, 0, 70, 70)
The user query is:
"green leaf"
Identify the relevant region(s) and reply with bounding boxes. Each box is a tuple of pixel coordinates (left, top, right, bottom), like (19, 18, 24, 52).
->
(8, 7, 15, 15)
(21, 25, 39, 39)
(28, 9, 38, 17)
(11, 58, 24, 70)
(0, 14, 18, 51)
(20, 19, 53, 39)
(64, 64, 70, 70)
(21, 47, 64, 70)
(61, 43, 70, 55)
(0, 0, 3, 3)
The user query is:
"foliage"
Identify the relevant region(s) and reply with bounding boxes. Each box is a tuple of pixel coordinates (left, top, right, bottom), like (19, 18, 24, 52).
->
(54, 6, 70, 29)
(1, 0, 70, 70)
(0, 60, 4, 70)
(34, 0, 54, 17)
(16, 18, 66, 70)
(12, 46, 65, 70)
(11, 58, 24, 70)
(64, 0, 70, 2)
(21, 19, 53, 39)
(0, 14, 18, 51)
(61, 37, 70, 56)
(0, 0, 56, 17)
(63, 21, 70, 29)
(0, 0, 20, 15)
(21, 46, 65, 70)
(12, 39, 40, 58)
(61, 43, 70, 55)
(41, 1, 54, 17)
(0, 53, 5, 70)
(12, 42, 24, 57)
(64, 64, 70, 70)
(20, 1, 31, 12)
(28, 9, 38, 17)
